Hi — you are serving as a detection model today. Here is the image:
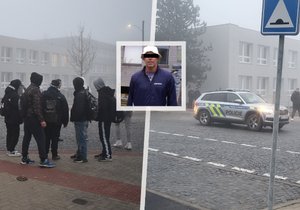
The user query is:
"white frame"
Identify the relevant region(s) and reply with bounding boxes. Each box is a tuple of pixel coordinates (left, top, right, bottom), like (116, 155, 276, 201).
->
(116, 41, 186, 111)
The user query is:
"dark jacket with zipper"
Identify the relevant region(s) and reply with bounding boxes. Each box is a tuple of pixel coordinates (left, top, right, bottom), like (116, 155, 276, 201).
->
(97, 86, 115, 122)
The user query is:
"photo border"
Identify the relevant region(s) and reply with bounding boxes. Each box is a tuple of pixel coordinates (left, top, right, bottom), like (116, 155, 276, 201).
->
(116, 41, 186, 112)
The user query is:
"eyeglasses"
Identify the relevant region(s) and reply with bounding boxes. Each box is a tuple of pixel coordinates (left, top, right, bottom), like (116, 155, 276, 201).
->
(143, 54, 160, 58)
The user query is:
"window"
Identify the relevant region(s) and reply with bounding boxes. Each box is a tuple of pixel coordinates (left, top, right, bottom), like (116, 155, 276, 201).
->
(61, 75, 69, 87)
(288, 79, 297, 95)
(41, 52, 49, 65)
(288, 50, 297, 68)
(202, 93, 226, 102)
(1, 72, 12, 88)
(238, 76, 252, 90)
(257, 77, 269, 97)
(29, 50, 38, 65)
(226, 93, 242, 103)
(52, 53, 60, 66)
(273, 48, 278, 66)
(239, 42, 252, 63)
(158, 47, 169, 65)
(15, 72, 26, 83)
(1, 47, 12, 63)
(61, 55, 68, 67)
(257, 45, 269, 65)
(16, 48, 26, 64)
(122, 46, 142, 64)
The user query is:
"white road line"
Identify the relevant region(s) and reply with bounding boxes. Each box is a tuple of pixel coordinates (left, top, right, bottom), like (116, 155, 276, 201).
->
(148, 148, 159, 152)
(187, 136, 200, 139)
(296, 180, 300, 184)
(158, 131, 171, 135)
(286, 150, 300, 155)
(172, 133, 184, 137)
(183, 156, 202, 162)
(240, 144, 257, 148)
(221, 141, 237, 144)
(163, 151, 179, 157)
(204, 138, 219, 142)
(263, 173, 288, 180)
(232, 167, 255, 174)
(207, 162, 226, 167)
(262, 147, 272, 150)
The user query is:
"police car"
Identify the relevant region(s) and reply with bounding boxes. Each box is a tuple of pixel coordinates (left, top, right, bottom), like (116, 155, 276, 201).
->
(193, 90, 289, 131)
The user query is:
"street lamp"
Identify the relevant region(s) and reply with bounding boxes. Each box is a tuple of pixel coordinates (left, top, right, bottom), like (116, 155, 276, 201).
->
(127, 20, 145, 41)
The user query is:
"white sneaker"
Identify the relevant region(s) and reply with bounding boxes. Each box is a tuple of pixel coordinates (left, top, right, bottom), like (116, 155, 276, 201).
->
(291, 118, 294, 121)
(124, 142, 132, 150)
(7, 151, 21, 157)
(113, 140, 123, 148)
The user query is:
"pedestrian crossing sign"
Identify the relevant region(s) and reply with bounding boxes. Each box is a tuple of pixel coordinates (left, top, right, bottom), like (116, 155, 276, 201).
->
(261, 0, 300, 35)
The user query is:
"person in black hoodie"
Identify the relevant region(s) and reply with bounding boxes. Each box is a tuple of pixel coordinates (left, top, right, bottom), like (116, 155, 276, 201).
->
(93, 77, 114, 161)
(70, 77, 89, 163)
(21, 72, 55, 168)
(42, 79, 69, 160)
(1, 79, 23, 156)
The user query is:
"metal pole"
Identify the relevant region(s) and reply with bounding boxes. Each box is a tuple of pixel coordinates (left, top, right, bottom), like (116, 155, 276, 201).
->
(268, 34, 285, 210)
(142, 20, 145, 42)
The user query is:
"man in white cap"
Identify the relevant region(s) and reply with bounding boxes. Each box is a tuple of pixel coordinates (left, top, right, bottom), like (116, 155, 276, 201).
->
(127, 45, 177, 106)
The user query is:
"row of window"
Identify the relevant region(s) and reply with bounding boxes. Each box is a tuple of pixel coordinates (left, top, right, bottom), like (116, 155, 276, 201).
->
(239, 42, 297, 68)
(239, 75, 297, 96)
(1, 46, 68, 67)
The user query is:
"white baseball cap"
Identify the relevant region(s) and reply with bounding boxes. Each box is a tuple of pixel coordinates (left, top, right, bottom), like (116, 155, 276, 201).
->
(141, 45, 161, 57)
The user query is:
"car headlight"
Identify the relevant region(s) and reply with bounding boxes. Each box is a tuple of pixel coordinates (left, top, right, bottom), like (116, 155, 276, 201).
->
(258, 106, 274, 115)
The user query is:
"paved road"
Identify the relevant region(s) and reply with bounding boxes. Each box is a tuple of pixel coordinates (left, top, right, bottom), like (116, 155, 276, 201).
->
(146, 110, 300, 210)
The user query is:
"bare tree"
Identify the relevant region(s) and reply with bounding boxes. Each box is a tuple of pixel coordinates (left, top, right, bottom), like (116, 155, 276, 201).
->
(68, 26, 96, 76)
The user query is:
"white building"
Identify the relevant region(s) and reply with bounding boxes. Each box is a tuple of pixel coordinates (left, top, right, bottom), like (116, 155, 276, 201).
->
(200, 24, 300, 107)
(0, 35, 115, 102)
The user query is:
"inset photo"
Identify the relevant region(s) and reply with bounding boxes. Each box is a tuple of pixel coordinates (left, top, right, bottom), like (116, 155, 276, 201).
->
(116, 41, 186, 111)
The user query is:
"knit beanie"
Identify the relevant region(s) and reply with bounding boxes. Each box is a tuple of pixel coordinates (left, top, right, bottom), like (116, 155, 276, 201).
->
(10, 79, 22, 89)
(93, 77, 105, 91)
(30, 72, 43, 87)
(51, 79, 61, 88)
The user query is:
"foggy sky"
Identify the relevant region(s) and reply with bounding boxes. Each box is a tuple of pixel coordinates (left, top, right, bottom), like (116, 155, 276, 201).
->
(0, 0, 152, 43)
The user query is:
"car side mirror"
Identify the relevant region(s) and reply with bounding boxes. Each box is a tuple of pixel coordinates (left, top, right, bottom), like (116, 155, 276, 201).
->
(234, 99, 243, 104)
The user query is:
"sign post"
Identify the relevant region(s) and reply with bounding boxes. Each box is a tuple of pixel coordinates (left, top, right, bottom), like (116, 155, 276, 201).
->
(261, 0, 300, 209)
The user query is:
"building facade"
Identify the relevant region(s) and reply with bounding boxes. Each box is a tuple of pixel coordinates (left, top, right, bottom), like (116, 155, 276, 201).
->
(0, 35, 115, 102)
(200, 24, 300, 107)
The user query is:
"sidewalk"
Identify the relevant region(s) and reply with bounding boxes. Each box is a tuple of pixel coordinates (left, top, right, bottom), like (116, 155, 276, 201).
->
(0, 149, 143, 210)
(263, 200, 300, 210)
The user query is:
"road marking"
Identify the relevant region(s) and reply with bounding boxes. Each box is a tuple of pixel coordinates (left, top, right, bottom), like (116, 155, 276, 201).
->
(148, 148, 159, 152)
(240, 144, 257, 148)
(207, 162, 226, 167)
(263, 173, 288, 180)
(286, 150, 300, 155)
(262, 147, 272, 150)
(150, 130, 156, 132)
(158, 131, 171, 135)
(187, 136, 200, 139)
(163, 151, 179, 157)
(232, 167, 255, 174)
(221, 141, 237, 144)
(296, 180, 300, 184)
(183, 156, 202, 162)
(172, 133, 184, 137)
(204, 138, 218, 142)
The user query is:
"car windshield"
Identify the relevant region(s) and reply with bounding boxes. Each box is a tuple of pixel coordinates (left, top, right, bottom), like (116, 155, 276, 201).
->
(238, 92, 266, 104)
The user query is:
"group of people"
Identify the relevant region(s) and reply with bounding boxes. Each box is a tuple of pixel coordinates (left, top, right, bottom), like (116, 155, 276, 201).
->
(1, 72, 132, 168)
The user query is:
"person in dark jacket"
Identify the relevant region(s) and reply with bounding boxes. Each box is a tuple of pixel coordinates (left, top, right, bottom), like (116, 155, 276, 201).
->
(93, 77, 114, 161)
(127, 45, 177, 106)
(291, 88, 300, 120)
(42, 79, 69, 160)
(1, 79, 23, 156)
(21, 72, 55, 168)
(70, 77, 89, 163)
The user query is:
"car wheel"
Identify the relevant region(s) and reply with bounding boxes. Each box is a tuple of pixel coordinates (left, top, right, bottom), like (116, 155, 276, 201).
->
(199, 110, 211, 126)
(246, 113, 262, 131)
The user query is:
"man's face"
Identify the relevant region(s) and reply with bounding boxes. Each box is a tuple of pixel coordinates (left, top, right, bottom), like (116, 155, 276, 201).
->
(143, 52, 159, 71)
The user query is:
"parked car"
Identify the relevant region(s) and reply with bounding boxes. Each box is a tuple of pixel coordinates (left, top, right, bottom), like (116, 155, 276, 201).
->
(193, 90, 289, 131)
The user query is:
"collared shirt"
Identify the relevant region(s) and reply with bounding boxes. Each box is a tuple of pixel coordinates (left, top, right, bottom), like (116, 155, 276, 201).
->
(127, 66, 178, 106)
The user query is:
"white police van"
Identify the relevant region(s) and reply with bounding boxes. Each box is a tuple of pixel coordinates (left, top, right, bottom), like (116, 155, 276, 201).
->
(193, 90, 289, 131)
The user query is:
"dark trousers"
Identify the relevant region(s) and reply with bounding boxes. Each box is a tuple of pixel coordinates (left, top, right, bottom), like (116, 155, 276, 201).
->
(22, 117, 47, 161)
(98, 121, 112, 158)
(292, 105, 300, 118)
(45, 123, 61, 157)
(6, 123, 20, 152)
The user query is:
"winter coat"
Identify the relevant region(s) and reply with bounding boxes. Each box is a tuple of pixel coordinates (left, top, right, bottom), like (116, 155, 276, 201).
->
(2, 85, 23, 124)
(291, 90, 300, 107)
(97, 86, 115, 122)
(42, 86, 69, 126)
(70, 88, 89, 122)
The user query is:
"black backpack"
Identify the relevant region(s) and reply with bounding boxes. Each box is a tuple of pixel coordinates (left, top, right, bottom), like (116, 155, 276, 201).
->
(86, 90, 98, 121)
(44, 98, 59, 123)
